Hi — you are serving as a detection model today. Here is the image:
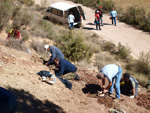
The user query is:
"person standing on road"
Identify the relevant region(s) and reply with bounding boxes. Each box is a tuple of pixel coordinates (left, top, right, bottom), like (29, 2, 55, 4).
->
(110, 8, 117, 26)
(99, 6, 103, 26)
(95, 11, 101, 30)
(97, 64, 122, 100)
(44, 45, 64, 66)
(68, 12, 75, 30)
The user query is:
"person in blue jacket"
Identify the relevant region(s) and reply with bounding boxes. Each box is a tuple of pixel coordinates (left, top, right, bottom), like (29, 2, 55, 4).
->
(44, 45, 64, 65)
(0, 87, 17, 113)
(54, 57, 77, 77)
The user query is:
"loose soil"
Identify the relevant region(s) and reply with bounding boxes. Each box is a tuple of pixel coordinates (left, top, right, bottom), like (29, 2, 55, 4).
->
(136, 93, 150, 110)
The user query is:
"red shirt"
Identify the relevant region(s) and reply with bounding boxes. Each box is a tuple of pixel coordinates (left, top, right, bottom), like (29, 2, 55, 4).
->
(7, 30, 21, 39)
(95, 13, 100, 20)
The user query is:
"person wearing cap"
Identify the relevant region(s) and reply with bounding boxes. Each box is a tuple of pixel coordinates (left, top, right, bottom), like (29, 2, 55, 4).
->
(97, 64, 122, 99)
(95, 11, 101, 30)
(99, 6, 103, 26)
(110, 8, 117, 26)
(120, 73, 138, 98)
(44, 45, 64, 65)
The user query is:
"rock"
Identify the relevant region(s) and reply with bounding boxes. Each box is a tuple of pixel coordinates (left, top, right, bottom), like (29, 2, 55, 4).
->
(28, 71, 33, 74)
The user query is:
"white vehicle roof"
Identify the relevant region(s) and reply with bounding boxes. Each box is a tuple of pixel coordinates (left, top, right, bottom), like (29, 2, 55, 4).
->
(50, 2, 76, 11)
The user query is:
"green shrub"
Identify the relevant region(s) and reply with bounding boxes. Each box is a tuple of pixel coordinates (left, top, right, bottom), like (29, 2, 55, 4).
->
(55, 31, 94, 62)
(31, 41, 45, 55)
(118, 6, 150, 32)
(117, 42, 131, 60)
(69, 0, 115, 12)
(13, 8, 33, 29)
(20, 30, 30, 41)
(135, 52, 150, 75)
(0, 0, 15, 32)
(102, 41, 116, 53)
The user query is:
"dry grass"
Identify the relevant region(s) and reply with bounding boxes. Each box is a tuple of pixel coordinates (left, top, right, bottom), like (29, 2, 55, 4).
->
(113, 0, 150, 12)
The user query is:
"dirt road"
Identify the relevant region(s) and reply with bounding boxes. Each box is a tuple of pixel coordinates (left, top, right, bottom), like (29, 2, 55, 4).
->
(35, 0, 150, 59)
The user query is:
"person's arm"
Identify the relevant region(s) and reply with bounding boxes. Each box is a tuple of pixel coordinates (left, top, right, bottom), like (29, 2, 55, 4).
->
(55, 63, 65, 76)
(132, 88, 135, 95)
(47, 48, 56, 65)
(106, 82, 112, 90)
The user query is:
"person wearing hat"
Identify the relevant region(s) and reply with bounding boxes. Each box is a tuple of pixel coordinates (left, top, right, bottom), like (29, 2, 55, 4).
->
(97, 64, 122, 100)
(99, 6, 103, 26)
(95, 11, 101, 30)
(120, 73, 138, 98)
(44, 45, 64, 66)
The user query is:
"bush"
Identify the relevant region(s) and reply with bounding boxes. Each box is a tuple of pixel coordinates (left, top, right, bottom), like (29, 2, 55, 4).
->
(135, 52, 150, 75)
(69, 0, 115, 12)
(126, 52, 150, 76)
(13, 8, 33, 29)
(0, 0, 15, 32)
(118, 6, 150, 32)
(55, 31, 94, 62)
(31, 41, 45, 55)
(5, 39, 28, 52)
(117, 42, 131, 60)
(102, 41, 116, 53)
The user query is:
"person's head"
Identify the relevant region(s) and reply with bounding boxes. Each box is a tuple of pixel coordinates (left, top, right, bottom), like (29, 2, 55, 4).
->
(112, 8, 115, 11)
(44, 45, 50, 51)
(97, 72, 105, 79)
(123, 73, 130, 81)
(99, 6, 102, 9)
(96, 10, 99, 14)
(70, 12, 73, 15)
(54, 57, 60, 65)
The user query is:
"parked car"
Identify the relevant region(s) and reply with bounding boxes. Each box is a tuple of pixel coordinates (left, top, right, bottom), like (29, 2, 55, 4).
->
(44, 2, 86, 27)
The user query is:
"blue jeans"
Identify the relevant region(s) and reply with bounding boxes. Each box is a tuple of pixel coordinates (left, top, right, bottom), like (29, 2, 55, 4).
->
(112, 17, 116, 26)
(100, 17, 103, 25)
(109, 66, 122, 99)
(69, 23, 74, 30)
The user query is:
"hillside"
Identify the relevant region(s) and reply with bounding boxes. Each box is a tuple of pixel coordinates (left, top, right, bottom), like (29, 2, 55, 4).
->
(0, 0, 150, 113)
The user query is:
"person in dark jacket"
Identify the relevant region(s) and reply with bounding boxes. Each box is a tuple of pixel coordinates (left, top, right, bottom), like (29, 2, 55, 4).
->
(120, 73, 138, 98)
(0, 87, 17, 113)
(44, 45, 64, 65)
(54, 57, 77, 77)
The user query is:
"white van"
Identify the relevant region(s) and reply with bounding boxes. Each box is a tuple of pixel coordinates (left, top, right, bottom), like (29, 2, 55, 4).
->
(44, 2, 86, 27)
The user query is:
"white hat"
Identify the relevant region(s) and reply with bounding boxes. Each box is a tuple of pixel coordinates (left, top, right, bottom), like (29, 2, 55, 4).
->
(44, 45, 49, 50)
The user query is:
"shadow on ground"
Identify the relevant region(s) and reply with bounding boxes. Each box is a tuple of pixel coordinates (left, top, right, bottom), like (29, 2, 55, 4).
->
(82, 84, 101, 94)
(82, 27, 95, 30)
(7, 87, 66, 113)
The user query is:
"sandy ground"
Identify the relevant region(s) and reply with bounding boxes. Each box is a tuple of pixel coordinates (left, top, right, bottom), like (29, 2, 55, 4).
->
(0, 0, 150, 113)
(35, 0, 150, 59)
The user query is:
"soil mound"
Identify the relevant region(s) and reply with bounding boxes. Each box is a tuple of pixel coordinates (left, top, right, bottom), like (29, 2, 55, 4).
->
(137, 94, 150, 110)
(98, 96, 113, 108)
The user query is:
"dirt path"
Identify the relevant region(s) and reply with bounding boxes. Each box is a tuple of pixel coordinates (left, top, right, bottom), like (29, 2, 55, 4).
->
(35, 0, 150, 59)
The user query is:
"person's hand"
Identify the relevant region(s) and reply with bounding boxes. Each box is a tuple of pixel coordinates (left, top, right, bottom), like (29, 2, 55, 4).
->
(45, 63, 48, 66)
(102, 89, 108, 94)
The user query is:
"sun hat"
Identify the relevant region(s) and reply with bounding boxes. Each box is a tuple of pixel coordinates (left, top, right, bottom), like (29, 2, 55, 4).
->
(44, 45, 49, 51)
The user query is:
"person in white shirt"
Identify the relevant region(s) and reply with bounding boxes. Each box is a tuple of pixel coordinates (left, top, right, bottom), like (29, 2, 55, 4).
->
(97, 64, 122, 100)
(68, 12, 75, 30)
